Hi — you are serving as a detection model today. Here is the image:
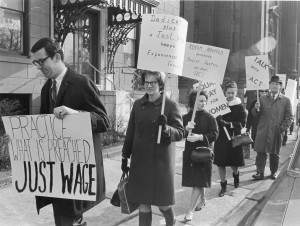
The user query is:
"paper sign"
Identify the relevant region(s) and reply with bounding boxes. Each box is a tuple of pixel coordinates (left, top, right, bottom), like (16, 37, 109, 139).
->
(182, 43, 230, 83)
(1, 113, 97, 201)
(245, 55, 269, 90)
(137, 14, 188, 76)
(276, 74, 286, 89)
(195, 81, 231, 117)
(285, 79, 297, 113)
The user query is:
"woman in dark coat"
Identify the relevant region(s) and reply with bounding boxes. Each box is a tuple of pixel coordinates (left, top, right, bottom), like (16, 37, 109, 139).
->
(182, 90, 218, 221)
(121, 70, 184, 226)
(214, 81, 247, 197)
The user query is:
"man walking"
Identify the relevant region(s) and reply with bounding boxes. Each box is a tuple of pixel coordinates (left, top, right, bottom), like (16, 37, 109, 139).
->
(252, 75, 293, 180)
(31, 37, 110, 226)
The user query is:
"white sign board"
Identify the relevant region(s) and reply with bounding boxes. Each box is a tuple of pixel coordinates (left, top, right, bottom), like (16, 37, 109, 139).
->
(285, 79, 297, 114)
(1, 113, 97, 201)
(194, 82, 231, 117)
(137, 14, 188, 76)
(276, 74, 286, 89)
(182, 43, 230, 83)
(245, 55, 269, 90)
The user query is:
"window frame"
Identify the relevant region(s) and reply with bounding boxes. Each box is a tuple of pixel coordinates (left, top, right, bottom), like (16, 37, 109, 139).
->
(0, 0, 28, 57)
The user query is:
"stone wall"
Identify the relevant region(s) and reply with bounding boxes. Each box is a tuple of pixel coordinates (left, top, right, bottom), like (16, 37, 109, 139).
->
(0, 0, 50, 114)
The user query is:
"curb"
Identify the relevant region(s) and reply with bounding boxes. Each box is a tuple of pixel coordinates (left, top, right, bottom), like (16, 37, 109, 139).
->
(214, 155, 291, 226)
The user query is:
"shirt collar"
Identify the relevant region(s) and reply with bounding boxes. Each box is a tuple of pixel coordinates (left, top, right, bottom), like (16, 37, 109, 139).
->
(53, 67, 67, 87)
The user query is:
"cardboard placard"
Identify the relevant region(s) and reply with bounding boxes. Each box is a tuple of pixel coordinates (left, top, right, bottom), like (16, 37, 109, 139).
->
(182, 43, 230, 83)
(137, 14, 188, 76)
(245, 55, 269, 90)
(1, 113, 97, 201)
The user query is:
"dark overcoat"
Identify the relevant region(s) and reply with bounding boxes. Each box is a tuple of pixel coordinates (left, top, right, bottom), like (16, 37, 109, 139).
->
(36, 68, 110, 217)
(182, 110, 218, 188)
(213, 98, 247, 167)
(122, 94, 184, 206)
(246, 100, 260, 145)
(253, 93, 293, 154)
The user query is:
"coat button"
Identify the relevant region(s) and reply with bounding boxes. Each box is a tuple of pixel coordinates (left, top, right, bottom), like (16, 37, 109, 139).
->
(152, 120, 156, 124)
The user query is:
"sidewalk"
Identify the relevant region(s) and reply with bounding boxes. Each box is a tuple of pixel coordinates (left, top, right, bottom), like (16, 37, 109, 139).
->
(0, 134, 297, 226)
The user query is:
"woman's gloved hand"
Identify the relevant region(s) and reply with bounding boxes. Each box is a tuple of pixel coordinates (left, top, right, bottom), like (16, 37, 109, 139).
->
(187, 133, 203, 142)
(216, 115, 231, 127)
(158, 114, 167, 130)
(185, 121, 195, 131)
(121, 158, 130, 173)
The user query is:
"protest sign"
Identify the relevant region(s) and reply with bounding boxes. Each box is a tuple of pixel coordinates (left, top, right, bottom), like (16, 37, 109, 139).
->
(276, 74, 286, 88)
(285, 79, 297, 114)
(182, 43, 230, 83)
(194, 81, 231, 117)
(245, 55, 269, 90)
(137, 14, 188, 76)
(1, 113, 96, 201)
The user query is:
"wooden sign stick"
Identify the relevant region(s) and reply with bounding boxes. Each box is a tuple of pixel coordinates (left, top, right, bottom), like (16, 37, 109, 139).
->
(188, 80, 203, 137)
(256, 90, 260, 112)
(157, 74, 169, 144)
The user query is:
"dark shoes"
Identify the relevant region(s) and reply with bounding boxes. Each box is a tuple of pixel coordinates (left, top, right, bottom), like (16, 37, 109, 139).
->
(195, 199, 207, 211)
(233, 172, 240, 188)
(270, 173, 277, 180)
(219, 180, 227, 197)
(252, 173, 264, 180)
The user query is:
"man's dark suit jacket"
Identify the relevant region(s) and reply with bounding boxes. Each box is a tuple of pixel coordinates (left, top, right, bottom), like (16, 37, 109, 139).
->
(36, 68, 109, 218)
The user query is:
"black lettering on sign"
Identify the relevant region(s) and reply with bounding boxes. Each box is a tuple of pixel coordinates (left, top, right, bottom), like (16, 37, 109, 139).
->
(15, 161, 27, 192)
(15, 161, 54, 193)
(61, 162, 74, 194)
(254, 57, 269, 69)
(249, 76, 263, 86)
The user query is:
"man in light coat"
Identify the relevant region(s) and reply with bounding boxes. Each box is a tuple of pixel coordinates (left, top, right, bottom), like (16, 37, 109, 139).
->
(252, 75, 293, 180)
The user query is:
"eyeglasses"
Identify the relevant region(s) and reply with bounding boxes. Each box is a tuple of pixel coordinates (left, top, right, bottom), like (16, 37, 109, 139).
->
(144, 81, 158, 86)
(32, 56, 51, 67)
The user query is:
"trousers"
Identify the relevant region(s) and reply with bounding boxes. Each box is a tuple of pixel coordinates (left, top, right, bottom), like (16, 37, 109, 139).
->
(255, 152, 279, 174)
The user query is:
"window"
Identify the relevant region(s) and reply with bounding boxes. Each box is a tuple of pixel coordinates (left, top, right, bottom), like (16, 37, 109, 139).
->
(0, 0, 25, 53)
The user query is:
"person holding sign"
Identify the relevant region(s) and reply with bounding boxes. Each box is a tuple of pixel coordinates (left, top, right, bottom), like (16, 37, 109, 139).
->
(121, 70, 184, 226)
(214, 81, 247, 197)
(246, 90, 269, 148)
(182, 90, 218, 221)
(252, 75, 293, 180)
(31, 38, 110, 226)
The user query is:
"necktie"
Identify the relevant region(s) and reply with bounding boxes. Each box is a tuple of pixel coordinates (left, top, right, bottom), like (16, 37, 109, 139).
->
(51, 79, 57, 104)
(273, 94, 275, 100)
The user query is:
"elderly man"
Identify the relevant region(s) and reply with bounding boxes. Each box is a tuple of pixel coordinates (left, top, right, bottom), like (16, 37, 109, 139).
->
(252, 75, 293, 180)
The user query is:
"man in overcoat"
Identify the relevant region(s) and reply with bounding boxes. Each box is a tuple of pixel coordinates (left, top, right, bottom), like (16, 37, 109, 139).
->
(252, 75, 292, 180)
(31, 38, 110, 226)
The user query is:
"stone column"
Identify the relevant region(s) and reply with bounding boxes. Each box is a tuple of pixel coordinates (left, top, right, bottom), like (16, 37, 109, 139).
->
(278, 1, 298, 79)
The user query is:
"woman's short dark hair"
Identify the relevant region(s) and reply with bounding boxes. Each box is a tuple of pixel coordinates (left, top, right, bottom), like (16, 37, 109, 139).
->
(224, 80, 237, 92)
(31, 37, 64, 61)
(188, 89, 208, 111)
(141, 70, 165, 91)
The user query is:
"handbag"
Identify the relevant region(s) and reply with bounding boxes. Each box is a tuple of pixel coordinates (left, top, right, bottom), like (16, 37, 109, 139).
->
(110, 174, 123, 207)
(110, 189, 121, 207)
(118, 172, 139, 214)
(191, 135, 214, 163)
(231, 132, 253, 148)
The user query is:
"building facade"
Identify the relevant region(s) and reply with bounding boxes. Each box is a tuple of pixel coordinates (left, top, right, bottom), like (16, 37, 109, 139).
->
(180, 0, 300, 107)
(0, 0, 180, 119)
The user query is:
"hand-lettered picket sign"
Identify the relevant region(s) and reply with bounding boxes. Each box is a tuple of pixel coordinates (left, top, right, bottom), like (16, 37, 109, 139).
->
(1, 113, 97, 201)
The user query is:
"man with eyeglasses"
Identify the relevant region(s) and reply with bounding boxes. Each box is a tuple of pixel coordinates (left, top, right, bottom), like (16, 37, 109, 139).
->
(31, 37, 110, 226)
